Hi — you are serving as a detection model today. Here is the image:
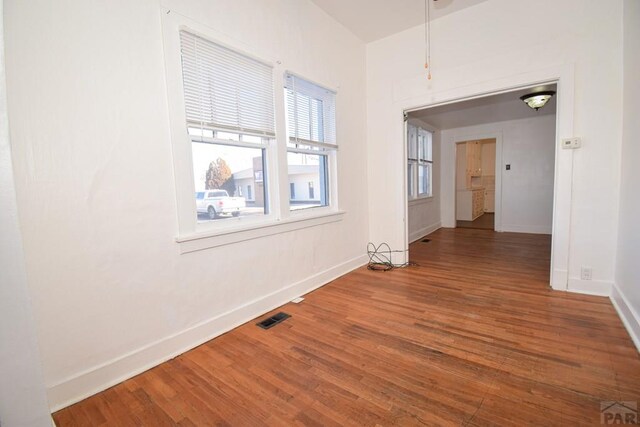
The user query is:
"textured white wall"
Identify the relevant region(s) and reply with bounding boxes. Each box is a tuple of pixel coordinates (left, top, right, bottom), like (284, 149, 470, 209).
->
(612, 0, 640, 349)
(442, 115, 556, 234)
(367, 0, 623, 292)
(4, 0, 368, 409)
(0, 0, 52, 424)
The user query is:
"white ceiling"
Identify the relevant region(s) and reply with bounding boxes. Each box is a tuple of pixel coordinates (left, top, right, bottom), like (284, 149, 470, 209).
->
(409, 85, 557, 130)
(310, 0, 489, 43)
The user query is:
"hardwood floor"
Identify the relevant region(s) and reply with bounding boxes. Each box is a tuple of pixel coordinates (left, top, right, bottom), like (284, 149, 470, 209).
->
(53, 228, 640, 426)
(457, 213, 494, 230)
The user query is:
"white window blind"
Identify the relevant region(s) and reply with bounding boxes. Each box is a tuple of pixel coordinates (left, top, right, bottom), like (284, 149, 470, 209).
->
(179, 31, 275, 137)
(284, 73, 336, 147)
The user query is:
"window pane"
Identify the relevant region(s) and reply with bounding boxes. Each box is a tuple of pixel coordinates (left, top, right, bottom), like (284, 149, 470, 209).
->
(407, 161, 415, 198)
(418, 163, 432, 197)
(180, 31, 275, 136)
(419, 130, 433, 161)
(287, 152, 328, 210)
(284, 74, 336, 145)
(192, 141, 269, 222)
(407, 125, 417, 159)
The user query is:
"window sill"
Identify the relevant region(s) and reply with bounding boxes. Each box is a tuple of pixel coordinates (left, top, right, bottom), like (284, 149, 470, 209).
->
(176, 210, 346, 254)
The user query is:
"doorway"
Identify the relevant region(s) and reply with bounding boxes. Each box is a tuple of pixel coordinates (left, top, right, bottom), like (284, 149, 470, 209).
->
(405, 83, 558, 285)
(455, 138, 496, 230)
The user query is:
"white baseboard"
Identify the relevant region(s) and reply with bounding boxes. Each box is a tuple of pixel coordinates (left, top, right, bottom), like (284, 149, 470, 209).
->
(551, 269, 568, 291)
(501, 224, 552, 234)
(610, 283, 640, 352)
(47, 254, 369, 412)
(567, 277, 613, 296)
(409, 222, 441, 243)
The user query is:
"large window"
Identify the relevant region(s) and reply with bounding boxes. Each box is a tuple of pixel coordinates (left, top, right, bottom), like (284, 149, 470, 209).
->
(284, 73, 336, 211)
(407, 124, 433, 199)
(164, 15, 343, 245)
(179, 31, 275, 223)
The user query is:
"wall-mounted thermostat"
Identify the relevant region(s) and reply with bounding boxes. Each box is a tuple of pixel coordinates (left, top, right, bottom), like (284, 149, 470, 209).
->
(562, 137, 582, 149)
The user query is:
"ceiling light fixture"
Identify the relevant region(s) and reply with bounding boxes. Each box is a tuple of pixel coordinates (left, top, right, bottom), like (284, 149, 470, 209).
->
(520, 91, 556, 111)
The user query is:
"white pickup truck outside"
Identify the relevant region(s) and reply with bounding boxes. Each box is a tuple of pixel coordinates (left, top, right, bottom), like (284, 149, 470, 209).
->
(195, 190, 246, 219)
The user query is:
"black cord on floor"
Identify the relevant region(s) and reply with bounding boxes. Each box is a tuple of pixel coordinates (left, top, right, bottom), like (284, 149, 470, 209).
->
(366, 242, 417, 271)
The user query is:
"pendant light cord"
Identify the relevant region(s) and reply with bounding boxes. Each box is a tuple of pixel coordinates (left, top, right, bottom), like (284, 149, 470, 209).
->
(424, 0, 432, 80)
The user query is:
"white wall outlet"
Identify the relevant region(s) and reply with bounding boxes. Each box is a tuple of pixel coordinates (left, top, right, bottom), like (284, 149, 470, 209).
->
(562, 137, 582, 149)
(580, 266, 593, 281)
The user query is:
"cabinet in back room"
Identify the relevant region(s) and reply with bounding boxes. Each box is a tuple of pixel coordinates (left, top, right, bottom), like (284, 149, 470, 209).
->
(456, 140, 488, 221)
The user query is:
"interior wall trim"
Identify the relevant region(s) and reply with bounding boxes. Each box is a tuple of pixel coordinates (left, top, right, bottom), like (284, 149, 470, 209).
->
(46, 253, 369, 411)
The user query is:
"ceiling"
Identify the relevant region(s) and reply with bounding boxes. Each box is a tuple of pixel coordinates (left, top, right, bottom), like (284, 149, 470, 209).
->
(310, 0, 488, 43)
(408, 85, 557, 130)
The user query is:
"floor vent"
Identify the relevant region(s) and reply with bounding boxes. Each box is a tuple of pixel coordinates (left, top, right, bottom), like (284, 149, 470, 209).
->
(257, 312, 290, 329)
(421, 238, 431, 243)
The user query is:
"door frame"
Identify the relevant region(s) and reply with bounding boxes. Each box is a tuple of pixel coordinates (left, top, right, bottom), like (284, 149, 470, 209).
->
(400, 64, 574, 291)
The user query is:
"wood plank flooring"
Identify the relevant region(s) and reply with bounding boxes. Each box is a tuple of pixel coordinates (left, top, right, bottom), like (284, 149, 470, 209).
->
(457, 213, 494, 230)
(53, 228, 640, 426)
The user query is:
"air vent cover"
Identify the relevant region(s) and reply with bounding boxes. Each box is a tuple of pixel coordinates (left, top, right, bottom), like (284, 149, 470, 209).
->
(257, 312, 290, 329)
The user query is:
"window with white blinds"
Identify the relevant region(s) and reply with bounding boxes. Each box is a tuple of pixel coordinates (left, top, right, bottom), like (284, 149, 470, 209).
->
(164, 14, 343, 242)
(284, 73, 337, 211)
(284, 73, 336, 147)
(178, 30, 275, 224)
(179, 30, 275, 137)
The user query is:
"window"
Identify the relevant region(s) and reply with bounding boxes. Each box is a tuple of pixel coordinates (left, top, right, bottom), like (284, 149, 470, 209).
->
(179, 30, 275, 223)
(284, 73, 336, 211)
(164, 15, 345, 247)
(407, 124, 433, 199)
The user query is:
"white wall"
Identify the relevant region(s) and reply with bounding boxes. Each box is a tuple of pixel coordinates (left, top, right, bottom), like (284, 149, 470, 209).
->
(366, 0, 623, 294)
(612, 0, 640, 350)
(4, 0, 368, 410)
(407, 118, 441, 242)
(0, 0, 52, 423)
(442, 115, 556, 234)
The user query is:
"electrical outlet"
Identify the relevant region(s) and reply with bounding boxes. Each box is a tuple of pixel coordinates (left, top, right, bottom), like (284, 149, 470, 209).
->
(562, 137, 582, 149)
(581, 266, 592, 281)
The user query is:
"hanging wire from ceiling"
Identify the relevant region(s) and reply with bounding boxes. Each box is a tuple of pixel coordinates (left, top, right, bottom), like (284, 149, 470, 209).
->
(424, 0, 432, 80)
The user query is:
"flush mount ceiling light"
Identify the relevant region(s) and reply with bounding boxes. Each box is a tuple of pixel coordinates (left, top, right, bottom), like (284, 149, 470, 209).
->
(520, 91, 556, 111)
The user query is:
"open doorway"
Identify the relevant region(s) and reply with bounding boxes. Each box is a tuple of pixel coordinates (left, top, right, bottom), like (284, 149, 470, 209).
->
(405, 83, 557, 285)
(455, 138, 496, 230)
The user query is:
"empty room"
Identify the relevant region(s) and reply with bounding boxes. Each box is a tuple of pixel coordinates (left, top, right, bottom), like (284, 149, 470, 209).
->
(1, 0, 639, 426)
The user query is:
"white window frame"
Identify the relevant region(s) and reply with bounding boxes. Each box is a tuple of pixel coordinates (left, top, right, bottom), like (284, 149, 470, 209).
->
(284, 72, 338, 214)
(161, 11, 343, 252)
(407, 123, 433, 200)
